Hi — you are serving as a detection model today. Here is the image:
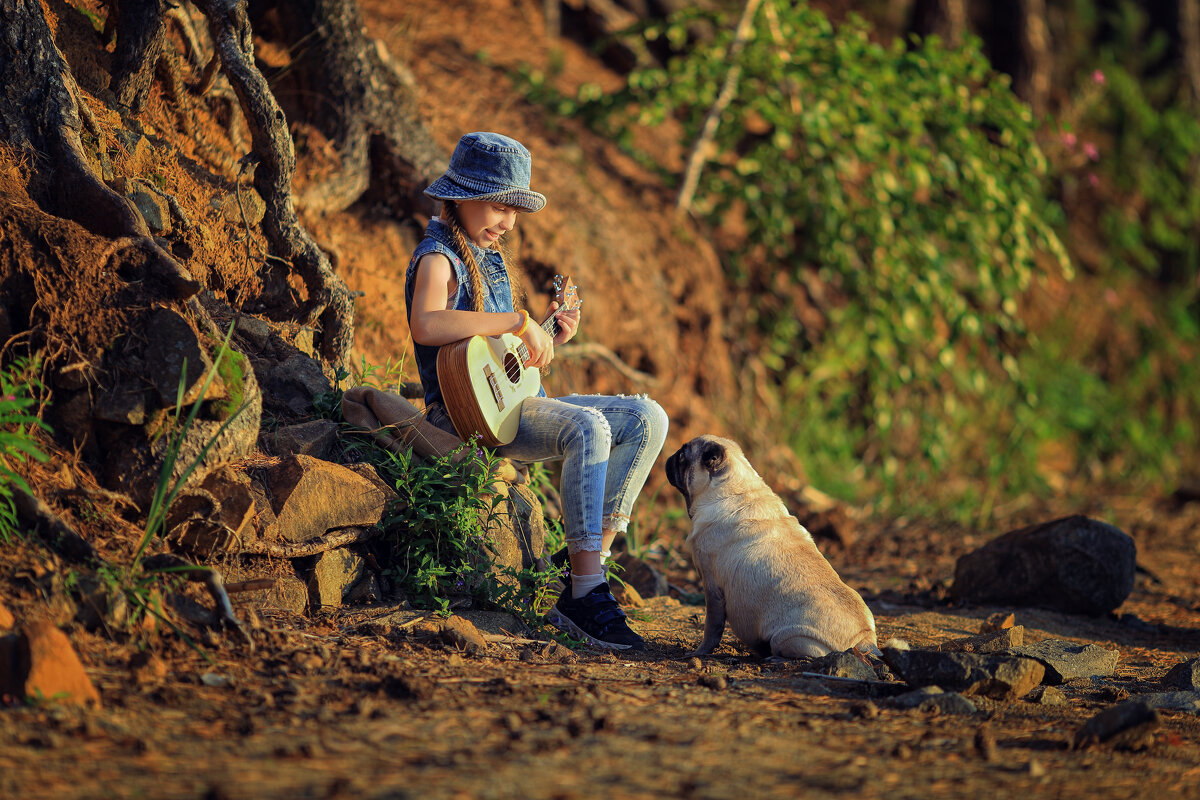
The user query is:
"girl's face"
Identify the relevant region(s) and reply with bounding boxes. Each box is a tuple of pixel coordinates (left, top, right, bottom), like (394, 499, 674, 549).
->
(454, 200, 519, 248)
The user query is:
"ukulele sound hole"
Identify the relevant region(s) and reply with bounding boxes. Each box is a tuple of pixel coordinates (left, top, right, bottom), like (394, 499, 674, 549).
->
(503, 352, 522, 383)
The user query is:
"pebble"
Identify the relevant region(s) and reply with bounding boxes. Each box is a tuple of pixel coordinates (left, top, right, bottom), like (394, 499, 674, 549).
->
(698, 674, 727, 690)
(688, 657, 703, 670)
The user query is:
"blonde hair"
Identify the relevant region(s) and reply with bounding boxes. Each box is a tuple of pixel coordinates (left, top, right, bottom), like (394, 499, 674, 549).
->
(443, 201, 527, 314)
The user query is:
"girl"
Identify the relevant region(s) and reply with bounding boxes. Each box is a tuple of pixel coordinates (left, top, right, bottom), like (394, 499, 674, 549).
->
(404, 131, 669, 651)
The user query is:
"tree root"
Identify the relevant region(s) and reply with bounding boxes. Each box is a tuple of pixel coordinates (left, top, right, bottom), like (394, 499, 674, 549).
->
(192, 0, 355, 369)
(0, 0, 199, 300)
(238, 525, 379, 558)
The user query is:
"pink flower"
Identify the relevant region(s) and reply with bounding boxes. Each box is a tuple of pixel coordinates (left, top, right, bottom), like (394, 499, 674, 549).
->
(1083, 142, 1099, 161)
(1087, 173, 1100, 188)
(1061, 132, 1077, 148)
(1092, 69, 1106, 85)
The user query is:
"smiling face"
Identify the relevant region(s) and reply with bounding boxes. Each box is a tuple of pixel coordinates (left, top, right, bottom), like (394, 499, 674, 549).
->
(454, 199, 519, 248)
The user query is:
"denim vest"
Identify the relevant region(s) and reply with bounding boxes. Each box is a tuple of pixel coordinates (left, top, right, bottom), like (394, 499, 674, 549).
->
(405, 218, 538, 409)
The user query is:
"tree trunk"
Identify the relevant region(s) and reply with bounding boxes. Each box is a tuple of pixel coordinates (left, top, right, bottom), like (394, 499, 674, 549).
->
(1181, 0, 1200, 105)
(911, 0, 968, 48)
(0, 0, 198, 299)
(111, 0, 169, 112)
(1016, 0, 1052, 116)
(192, 0, 355, 368)
(249, 0, 445, 219)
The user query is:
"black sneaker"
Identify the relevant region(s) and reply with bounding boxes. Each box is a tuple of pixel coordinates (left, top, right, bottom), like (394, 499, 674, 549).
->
(548, 578, 646, 651)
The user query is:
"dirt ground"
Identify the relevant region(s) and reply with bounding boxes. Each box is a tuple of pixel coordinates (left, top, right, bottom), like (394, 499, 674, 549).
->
(3, 496, 1200, 800)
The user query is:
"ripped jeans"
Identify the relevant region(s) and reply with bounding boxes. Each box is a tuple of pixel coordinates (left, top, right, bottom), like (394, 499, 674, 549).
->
(494, 394, 669, 555)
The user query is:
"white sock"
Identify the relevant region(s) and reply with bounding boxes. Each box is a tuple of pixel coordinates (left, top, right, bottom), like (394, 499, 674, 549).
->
(572, 571, 605, 598)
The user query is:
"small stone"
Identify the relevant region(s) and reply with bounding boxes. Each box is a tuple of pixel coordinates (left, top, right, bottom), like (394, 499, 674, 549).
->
(698, 674, 727, 690)
(937, 625, 1025, 654)
(1028, 759, 1047, 778)
(129, 189, 170, 234)
(688, 657, 703, 670)
(438, 616, 487, 656)
(200, 673, 233, 688)
(1027, 685, 1068, 706)
(974, 725, 998, 762)
(0, 622, 101, 707)
(980, 612, 1016, 633)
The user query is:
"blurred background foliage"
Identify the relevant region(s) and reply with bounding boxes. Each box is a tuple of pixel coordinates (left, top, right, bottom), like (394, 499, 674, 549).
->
(522, 0, 1200, 521)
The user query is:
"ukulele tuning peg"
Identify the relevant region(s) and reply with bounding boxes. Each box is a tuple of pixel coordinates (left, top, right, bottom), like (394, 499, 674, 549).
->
(552, 275, 563, 290)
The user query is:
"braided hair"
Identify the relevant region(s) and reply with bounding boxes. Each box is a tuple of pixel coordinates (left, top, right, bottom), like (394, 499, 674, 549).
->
(442, 201, 527, 314)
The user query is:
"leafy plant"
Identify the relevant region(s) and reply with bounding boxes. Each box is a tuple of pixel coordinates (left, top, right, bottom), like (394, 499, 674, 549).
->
(0, 356, 51, 543)
(516, 1, 1075, 516)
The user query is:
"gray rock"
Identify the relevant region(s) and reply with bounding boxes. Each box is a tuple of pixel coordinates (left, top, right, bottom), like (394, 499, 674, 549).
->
(937, 625, 1025, 654)
(1160, 658, 1200, 691)
(307, 547, 366, 609)
(1138, 691, 1200, 713)
(129, 189, 170, 234)
(1012, 639, 1119, 684)
(951, 515, 1136, 615)
(806, 651, 878, 682)
(1027, 685, 1068, 706)
(93, 383, 147, 426)
(259, 353, 332, 416)
(888, 686, 978, 715)
(1074, 700, 1160, 750)
(235, 574, 309, 615)
(272, 419, 340, 459)
(143, 308, 220, 406)
(882, 646, 1045, 699)
(234, 315, 272, 351)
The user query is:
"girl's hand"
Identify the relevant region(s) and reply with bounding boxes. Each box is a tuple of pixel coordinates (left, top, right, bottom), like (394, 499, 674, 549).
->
(546, 301, 580, 346)
(519, 317, 554, 367)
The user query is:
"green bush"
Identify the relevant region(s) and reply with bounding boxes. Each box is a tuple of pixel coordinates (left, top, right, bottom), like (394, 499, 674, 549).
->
(543, 1, 1071, 514)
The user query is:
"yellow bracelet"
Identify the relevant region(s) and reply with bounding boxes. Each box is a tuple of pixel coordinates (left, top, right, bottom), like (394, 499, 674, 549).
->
(514, 310, 530, 337)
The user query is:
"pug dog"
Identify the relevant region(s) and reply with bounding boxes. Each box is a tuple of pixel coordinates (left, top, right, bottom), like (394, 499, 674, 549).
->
(666, 435, 878, 659)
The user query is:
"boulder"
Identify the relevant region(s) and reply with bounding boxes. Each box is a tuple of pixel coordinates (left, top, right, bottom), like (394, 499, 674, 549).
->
(1160, 658, 1200, 691)
(257, 454, 395, 544)
(0, 621, 101, 707)
(1012, 639, 1119, 684)
(951, 515, 1136, 615)
(482, 482, 547, 574)
(882, 646, 1045, 700)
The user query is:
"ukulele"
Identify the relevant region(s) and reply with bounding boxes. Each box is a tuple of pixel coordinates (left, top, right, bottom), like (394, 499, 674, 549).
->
(436, 276, 580, 447)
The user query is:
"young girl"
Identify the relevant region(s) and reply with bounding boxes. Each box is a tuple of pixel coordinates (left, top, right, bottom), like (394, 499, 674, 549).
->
(404, 131, 669, 651)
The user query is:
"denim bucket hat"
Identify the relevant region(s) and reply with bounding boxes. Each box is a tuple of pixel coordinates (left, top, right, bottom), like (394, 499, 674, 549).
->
(424, 132, 547, 213)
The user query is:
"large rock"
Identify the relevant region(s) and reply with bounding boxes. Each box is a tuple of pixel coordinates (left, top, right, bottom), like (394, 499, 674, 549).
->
(166, 467, 257, 557)
(482, 482, 547, 574)
(951, 515, 1136, 615)
(0, 621, 101, 707)
(258, 353, 331, 416)
(257, 454, 396, 544)
(882, 646, 1045, 699)
(1012, 639, 1119, 684)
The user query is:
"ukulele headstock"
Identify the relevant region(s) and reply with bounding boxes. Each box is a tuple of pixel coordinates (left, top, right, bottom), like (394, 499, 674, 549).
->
(553, 274, 582, 313)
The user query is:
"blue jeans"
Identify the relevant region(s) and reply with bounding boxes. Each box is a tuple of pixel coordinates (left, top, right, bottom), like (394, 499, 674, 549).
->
(495, 394, 669, 554)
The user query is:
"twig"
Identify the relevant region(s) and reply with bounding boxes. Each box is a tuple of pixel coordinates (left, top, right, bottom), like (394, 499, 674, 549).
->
(555, 342, 658, 386)
(482, 634, 552, 647)
(676, 0, 765, 212)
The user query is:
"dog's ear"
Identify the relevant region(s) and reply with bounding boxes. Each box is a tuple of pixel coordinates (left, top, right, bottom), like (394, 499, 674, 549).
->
(700, 440, 727, 475)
